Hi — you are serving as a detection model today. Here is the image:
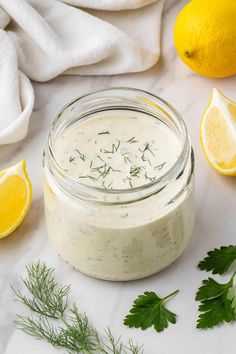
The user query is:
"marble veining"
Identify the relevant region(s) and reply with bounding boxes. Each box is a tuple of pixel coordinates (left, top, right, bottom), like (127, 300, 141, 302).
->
(1, 0, 236, 353)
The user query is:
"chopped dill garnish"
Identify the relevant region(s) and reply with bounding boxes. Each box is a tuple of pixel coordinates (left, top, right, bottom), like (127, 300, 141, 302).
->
(102, 180, 107, 189)
(98, 131, 110, 135)
(69, 156, 75, 163)
(129, 166, 142, 178)
(104, 140, 120, 154)
(155, 162, 166, 171)
(107, 180, 113, 189)
(75, 149, 85, 161)
(110, 167, 122, 173)
(123, 176, 133, 188)
(64, 130, 167, 190)
(127, 137, 138, 144)
(140, 143, 155, 161)
(96, 154, 105, 162)
(101, 180, 113, 189)
(78, 175, 98, 181)
(144, 172, 156, 182)
(122, 153, 132, 164)
(92, 163, 111, 178)
(87, 175, 98, 181)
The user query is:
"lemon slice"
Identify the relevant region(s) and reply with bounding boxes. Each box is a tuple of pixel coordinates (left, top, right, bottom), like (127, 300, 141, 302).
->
(200, 88, 236, 176)
(0, 160, 32, 239)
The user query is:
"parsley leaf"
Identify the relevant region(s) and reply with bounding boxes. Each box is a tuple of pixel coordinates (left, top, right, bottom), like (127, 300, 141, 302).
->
(198, 245, 236, 275)
(124, 290, 179, 333)
(196, 272, 236, 329)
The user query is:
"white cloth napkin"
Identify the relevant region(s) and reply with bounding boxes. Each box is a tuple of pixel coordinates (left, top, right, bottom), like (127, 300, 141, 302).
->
(0, 0, 164, 145)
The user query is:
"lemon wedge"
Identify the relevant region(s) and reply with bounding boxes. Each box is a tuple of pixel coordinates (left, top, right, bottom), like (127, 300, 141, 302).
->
(0, 160, 32, 239)
(200, 88, 236, 176)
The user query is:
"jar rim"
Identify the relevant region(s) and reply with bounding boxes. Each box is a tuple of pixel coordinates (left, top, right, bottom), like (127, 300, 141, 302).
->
(45, 87, 190, 204)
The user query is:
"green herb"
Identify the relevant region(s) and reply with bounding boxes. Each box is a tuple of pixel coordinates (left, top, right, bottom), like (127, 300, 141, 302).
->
(102, 181, 113, 190)
(198, 245, 236, 275)
(101, 180, 113, 190)
(12, 262, 69, 320)
(195, 272, 236, 329)
(127, 137, 138, 144)
(124, 290, 179, 333)
(102, 181, 108, 189)
(87, 175, 98, 182)
(104, 140, 120, 154)
(96, 154, 105, 162)
(123, 176, 133, 188)
(98, 131, 110, 135)
(122, 153, 132, 164)
(12, 261, 144, 354)
(92, 163, 111, 179)
(78, 175, 98, 182)
(144, 172, 156, 182)
(140, 143, 155, 161)
(69, 156, 75, 163)
(129, 166, 142, 178)
(75, 149, 85, 161)
(154, 162, 166, 171)
(110, 167, 122, 173)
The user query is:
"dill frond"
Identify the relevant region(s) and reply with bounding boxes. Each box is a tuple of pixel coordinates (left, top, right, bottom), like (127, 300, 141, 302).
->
(12, 261, 144, 354)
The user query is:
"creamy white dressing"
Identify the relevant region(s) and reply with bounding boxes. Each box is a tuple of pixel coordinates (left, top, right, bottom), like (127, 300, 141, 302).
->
(54, 112, 181, 190)
(44, 110, 194, 281)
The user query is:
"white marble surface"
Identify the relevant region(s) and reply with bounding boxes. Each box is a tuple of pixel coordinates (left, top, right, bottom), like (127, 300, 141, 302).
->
(1, 0, 236, 353)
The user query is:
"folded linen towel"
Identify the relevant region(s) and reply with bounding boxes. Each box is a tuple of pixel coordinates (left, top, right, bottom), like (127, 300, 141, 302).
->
(0, 0, 164, 145)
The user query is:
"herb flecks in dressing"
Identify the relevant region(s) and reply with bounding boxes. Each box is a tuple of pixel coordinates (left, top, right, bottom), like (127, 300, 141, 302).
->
(54, 112, 181, 190)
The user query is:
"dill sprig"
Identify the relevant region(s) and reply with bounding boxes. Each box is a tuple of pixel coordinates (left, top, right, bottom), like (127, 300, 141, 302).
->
(12, 261, 144, 354)
(12, 262, 70, 319)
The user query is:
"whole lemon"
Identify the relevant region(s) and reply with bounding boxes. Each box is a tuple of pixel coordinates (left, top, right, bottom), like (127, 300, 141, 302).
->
(174, 0, 236, 78)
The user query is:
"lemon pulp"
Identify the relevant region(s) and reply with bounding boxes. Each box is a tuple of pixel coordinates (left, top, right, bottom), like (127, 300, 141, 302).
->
(200, 89, 236, 175)
(0, 160, 32, 239)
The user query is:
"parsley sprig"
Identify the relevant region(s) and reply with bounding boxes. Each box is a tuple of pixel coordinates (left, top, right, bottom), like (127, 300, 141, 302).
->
(196, 272, 236, 329)
(198, 245, 236, 275)
(12, 261, 143, 354)
(196, 244, 236, 329)
(124, 290, 179, 333)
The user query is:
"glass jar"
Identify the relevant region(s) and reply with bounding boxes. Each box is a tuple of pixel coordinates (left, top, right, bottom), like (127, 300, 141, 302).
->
(43, 88, 194, 281)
